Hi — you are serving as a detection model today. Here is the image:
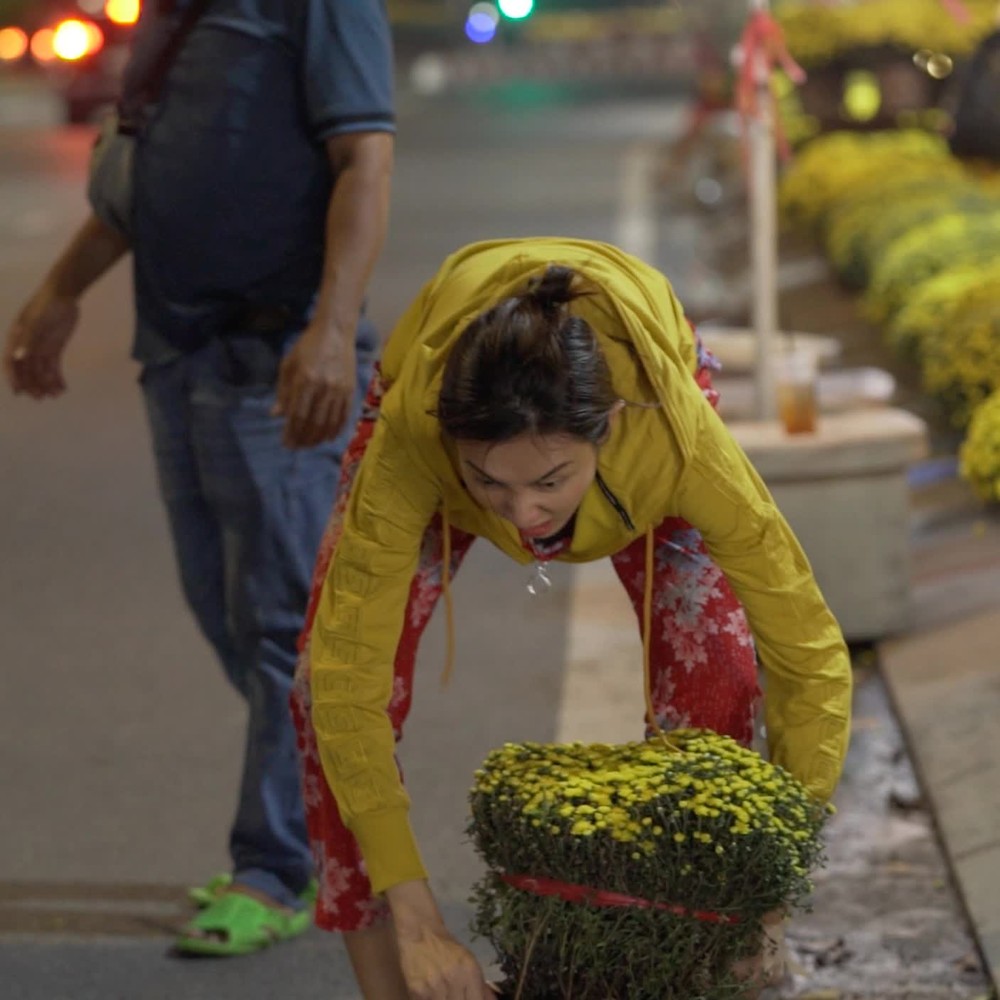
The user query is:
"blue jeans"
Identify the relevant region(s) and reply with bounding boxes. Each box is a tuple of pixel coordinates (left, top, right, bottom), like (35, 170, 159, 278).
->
(140, 320, 376, 909)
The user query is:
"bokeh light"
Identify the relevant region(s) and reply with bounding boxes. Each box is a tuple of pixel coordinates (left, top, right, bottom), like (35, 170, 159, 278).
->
(842, 69, 881, 123)
(105, 0, 141, 26)
(926, 52, 954, 79)
(498, 0, 534, 19)
(30, 27, 56, 62)
(0, 26, 29, 61)
(466, 3, 500, 44)
(52, 19, 104, 61)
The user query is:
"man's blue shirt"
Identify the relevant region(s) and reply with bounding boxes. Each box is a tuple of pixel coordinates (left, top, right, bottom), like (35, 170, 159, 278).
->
(125, 0, 395, 364)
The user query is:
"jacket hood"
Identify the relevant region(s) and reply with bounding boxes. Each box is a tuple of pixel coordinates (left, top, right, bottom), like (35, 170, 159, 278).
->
(379, 238, 704, 464)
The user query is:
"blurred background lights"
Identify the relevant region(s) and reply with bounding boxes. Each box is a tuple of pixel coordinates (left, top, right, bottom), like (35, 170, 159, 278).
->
(497, 0, 534, 19)
(29, 28, 56, 63)
(913, 48, 954, 79)
(410, 52, 448, 95)
(925, 52, 954, 79)
(694, 177, 724, 208)
(105, 0, 142, 26)
(0, 26, 29, 62)
(52, 19, 104, 61)
(842, 69, 881, 123)
(465, 3, 500, 44)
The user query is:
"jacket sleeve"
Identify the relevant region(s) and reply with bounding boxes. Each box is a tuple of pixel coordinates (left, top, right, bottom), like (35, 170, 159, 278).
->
(674, 410, 852, 802)
(308, 413, 440, 894)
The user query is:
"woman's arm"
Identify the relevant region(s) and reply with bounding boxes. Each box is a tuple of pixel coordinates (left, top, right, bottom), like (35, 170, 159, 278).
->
(311, 413, 494, 997)
(310, 413, 439, 889)
(675, 411, 852, 801)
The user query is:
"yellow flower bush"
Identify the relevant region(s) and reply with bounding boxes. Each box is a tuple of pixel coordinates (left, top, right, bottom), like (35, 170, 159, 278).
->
(920, 297, 1000, 427)
(960, 389, 1000, 502)
(778, 129, 952, 233)
(468, 731, 828, 999)
(779, 128, 1000, 468)
(887, 261, 1000, 360)
(863, 208, 1000, 324)
(823, 177, 994, 289)
(776, 0, 998, 67)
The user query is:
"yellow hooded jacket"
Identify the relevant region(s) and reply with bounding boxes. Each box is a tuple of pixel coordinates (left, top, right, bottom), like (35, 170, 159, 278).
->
(309, 238, 852, 896)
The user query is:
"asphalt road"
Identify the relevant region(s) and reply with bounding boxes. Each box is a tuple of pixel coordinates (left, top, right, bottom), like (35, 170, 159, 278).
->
(0, 75, 688, 999)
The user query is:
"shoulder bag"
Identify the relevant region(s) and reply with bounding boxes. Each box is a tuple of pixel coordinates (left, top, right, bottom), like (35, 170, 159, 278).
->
(87, 0, 211, 237)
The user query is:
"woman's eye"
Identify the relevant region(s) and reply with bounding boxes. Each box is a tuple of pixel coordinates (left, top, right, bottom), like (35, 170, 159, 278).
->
(477, 479, 500, 489)
(538, 481, 559, 490)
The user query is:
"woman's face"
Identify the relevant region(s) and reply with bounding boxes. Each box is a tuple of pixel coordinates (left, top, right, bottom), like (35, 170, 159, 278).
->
(455, 432, 599, 539)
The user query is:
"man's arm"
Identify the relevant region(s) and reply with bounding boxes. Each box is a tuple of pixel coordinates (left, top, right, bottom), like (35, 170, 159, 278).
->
(273, 130, 394, 448)
(3, 213, 129, 398)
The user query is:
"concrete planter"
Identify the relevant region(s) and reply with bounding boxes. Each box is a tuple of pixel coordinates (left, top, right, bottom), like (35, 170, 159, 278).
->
(730, 408, 929, 640)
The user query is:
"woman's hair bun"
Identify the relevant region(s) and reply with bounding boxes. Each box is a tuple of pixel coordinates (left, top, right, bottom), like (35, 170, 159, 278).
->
(524, 265, 579, 318)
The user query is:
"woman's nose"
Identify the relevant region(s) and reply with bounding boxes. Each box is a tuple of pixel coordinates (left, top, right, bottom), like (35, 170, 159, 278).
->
(505, 493, 544, 528)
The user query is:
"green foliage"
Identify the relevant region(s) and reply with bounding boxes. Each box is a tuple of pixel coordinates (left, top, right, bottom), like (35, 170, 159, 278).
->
(960, 389, 1000, 502)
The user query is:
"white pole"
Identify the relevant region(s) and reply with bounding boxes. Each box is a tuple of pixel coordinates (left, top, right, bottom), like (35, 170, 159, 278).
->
(747, 0, 779, 420)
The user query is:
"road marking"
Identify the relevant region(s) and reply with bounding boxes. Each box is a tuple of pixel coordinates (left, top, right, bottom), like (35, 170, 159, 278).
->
(615, 140, 660, 265)
(555, 560, 644, 745)
(0, 881, 191, 937)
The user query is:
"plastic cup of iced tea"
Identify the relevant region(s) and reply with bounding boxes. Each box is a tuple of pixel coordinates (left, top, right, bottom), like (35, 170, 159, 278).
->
(774, 348, 819, 435)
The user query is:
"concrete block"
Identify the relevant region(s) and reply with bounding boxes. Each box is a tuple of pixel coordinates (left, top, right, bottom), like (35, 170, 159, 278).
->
(729, 408, 929, 640)
(880, 608, 1000, 994)
(955, 843, 1000, 992)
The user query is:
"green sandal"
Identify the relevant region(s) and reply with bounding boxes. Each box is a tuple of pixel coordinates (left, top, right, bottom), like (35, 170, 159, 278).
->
(188, 872, 233, 908)
(189, 874, 318, 909)
(175, 893, 312, 956)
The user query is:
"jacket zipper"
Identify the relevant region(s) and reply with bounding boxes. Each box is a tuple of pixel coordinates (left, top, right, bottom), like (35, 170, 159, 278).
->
(595, 472, 635, 532)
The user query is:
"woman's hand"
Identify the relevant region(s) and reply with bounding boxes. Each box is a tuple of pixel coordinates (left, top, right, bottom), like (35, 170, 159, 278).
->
(387, 879, 494, 1000)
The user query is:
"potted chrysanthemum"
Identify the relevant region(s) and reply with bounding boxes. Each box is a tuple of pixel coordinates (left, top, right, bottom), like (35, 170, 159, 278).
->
(468, 730, 829, 1000)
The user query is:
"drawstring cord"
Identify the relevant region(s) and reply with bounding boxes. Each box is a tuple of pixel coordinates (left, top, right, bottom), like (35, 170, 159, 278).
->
(440, 498, 457, 687)
(642, 526, 661, 737)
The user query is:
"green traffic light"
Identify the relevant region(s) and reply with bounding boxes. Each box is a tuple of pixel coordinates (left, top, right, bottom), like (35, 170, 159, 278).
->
(498, 0, 534, 19)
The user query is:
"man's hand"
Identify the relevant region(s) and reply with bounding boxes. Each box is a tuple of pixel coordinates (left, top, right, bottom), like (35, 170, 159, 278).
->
(387, 879, 494, 1000)
(272, 321, 355, 449)
(3, 285, 81, 399)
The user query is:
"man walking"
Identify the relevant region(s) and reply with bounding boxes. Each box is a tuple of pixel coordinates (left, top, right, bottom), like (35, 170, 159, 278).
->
(3, 0, 394, 956)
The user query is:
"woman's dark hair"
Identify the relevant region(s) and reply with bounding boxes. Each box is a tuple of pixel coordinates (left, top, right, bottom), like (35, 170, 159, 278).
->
(436, 266, 618, 444)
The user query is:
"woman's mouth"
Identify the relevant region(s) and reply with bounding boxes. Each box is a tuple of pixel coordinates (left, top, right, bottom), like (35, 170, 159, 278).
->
(520, 521, 553, 539)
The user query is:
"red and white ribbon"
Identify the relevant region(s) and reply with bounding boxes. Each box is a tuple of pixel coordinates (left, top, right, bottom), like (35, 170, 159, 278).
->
(734, 8, 807, 161)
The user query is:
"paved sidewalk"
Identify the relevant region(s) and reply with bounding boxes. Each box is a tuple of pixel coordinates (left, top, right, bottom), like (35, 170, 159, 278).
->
(878, 476, 1000, 996)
